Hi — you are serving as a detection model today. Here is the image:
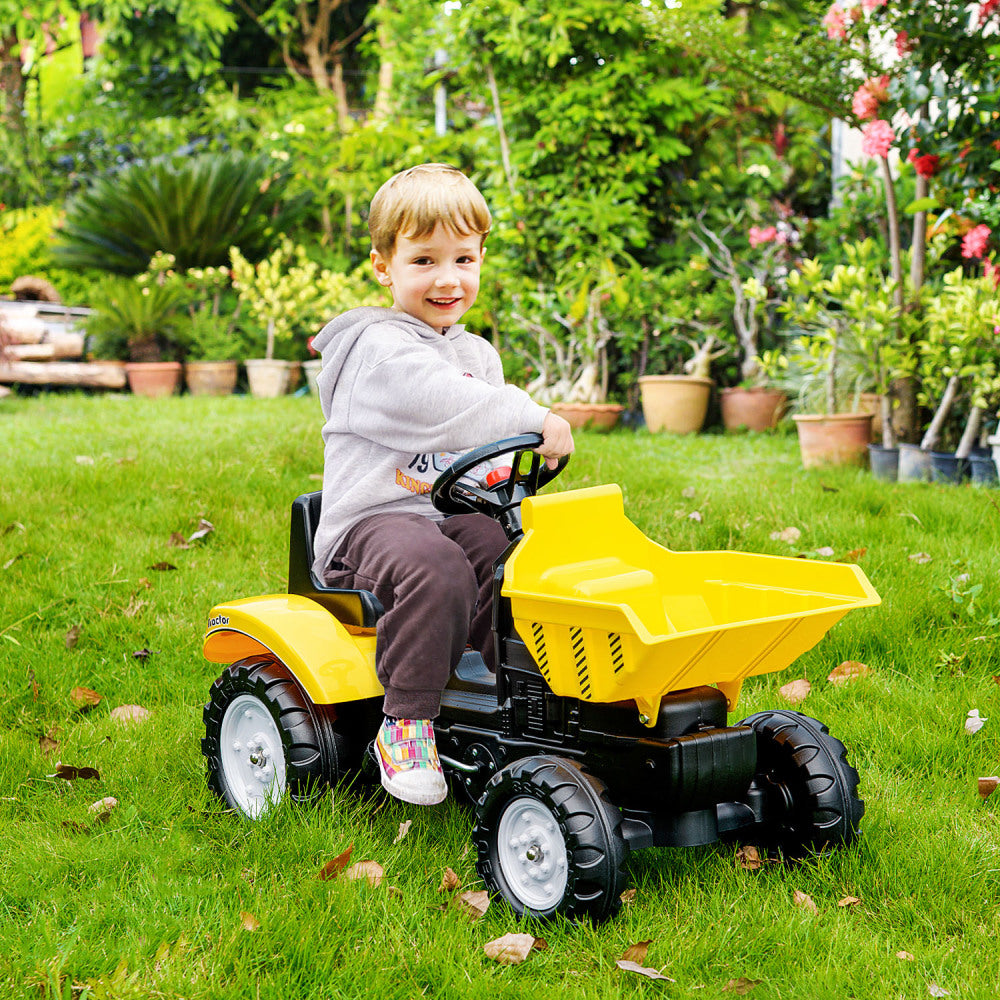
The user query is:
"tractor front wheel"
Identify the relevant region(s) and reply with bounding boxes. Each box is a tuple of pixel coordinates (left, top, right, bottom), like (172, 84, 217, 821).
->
(473, 756, 627, 922)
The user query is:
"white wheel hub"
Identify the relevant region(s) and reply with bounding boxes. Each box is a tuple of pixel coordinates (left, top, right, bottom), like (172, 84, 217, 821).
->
(496, 796, 569, 910)
(220, 694, 287, 818)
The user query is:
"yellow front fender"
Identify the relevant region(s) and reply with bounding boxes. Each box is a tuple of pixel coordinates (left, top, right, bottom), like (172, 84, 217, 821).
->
(202, 594, 382, 706)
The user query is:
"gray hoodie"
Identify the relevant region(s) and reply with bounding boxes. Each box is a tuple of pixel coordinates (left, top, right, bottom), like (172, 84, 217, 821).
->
(310, 307, 549, 577)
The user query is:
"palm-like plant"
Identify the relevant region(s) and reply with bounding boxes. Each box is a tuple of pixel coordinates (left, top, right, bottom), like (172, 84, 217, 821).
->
(55, 151, 306, 275)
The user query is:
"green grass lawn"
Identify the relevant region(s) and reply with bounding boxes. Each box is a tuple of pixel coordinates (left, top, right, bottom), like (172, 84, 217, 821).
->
(1, 393, 999, 999)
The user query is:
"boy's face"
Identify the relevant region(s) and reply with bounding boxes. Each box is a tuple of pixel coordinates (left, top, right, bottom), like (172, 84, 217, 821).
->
(371, 223, 484, 332)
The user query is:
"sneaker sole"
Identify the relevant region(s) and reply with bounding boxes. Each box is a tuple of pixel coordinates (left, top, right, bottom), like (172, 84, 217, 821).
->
(379, 771, 447, 807)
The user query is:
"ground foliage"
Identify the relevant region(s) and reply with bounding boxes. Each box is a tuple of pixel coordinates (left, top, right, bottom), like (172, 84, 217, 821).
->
(1, 394, 999, 998)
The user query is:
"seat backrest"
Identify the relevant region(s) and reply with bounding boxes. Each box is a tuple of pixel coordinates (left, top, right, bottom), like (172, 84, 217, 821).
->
(288, 492, 383, 627)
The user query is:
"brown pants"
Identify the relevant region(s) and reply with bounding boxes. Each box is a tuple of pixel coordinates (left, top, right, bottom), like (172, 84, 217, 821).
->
(322, 512, 509, 719)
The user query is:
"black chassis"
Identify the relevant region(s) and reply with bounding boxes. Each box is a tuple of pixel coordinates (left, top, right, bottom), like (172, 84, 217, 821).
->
(434, 557, 766, 854)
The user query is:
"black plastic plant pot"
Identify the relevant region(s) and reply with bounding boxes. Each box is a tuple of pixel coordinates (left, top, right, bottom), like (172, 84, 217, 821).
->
(867, 443, 899, 482)
(930, 451, 970, 484)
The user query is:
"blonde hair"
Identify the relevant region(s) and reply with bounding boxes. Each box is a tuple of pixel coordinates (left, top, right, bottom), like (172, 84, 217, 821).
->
(368, 163, 492, 258)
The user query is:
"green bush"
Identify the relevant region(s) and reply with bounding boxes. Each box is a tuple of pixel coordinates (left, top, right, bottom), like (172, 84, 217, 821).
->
(54, 150, 308, 276)
(0, 205, 103, 304)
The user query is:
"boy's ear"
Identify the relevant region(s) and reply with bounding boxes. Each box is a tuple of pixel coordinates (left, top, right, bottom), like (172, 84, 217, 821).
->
(370, 248, 392, 287)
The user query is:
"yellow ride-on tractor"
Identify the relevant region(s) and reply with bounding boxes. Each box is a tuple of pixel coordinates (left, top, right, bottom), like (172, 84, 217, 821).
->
(201, 434, 880, 921)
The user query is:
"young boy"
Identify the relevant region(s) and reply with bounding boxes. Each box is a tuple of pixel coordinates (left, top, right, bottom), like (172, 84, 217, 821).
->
(310, 163, 574, 806)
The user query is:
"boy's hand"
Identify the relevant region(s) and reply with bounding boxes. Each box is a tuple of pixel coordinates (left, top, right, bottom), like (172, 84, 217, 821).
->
(536, 411, 575, 469)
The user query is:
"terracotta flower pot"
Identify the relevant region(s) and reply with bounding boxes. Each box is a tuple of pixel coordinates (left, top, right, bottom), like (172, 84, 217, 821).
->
(124, 361, 182, 398)
(638, 375, 712, 434)
(548, 401, 624, 431)
(792, 412, 873, 468)
(185, 360, 238, 397)
(719, 386, 787, 432)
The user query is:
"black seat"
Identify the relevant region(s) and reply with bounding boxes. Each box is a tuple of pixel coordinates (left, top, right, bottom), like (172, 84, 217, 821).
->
(287, 492, 384, 628)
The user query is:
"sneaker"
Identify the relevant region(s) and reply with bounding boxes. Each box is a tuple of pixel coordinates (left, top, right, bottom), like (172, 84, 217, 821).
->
(374, 718, 447, 806)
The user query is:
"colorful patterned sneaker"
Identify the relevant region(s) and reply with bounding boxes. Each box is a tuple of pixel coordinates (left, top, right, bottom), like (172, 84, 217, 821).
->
(375, 718, 447, 806)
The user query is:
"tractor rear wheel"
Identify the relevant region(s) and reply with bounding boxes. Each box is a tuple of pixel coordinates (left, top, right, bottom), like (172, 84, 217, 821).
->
(738, 709, 863, 856)
(202, 657, 342, 819)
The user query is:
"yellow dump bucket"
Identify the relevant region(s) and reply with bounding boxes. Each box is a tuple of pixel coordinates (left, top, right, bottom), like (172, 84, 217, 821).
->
(502, 485, 880, 724)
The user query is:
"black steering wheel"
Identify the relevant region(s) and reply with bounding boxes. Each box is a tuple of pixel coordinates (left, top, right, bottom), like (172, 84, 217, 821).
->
(431, 434, 568, 535)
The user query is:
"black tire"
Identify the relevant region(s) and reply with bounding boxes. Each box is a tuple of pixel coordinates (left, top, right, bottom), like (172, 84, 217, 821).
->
(202, 656, 343, 818)
(738, 709, 864, 856)
(473, 756, 627, 922)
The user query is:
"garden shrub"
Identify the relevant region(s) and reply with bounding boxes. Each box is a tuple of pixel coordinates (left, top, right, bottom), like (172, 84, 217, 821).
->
(53, 150, 309, 275)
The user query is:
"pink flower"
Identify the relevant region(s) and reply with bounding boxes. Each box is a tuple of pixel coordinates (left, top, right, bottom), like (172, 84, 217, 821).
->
(979, 0, 1000, 25)
(862, 0, 886, 10)
(749, 226, 778, 248)
(895, 30, 913, 56)
(851, 75, 890, 121)
(861, 119, 895, 158)
(962, 224, 991, 260)
(823, 3, 847, 39)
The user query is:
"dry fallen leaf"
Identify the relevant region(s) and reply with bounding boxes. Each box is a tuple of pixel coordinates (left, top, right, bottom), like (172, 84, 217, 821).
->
(688, 510, 703, 523)
(722, 978, 762, 995)
(908, 552, 932, 564)
(621, 940, 652, 965)
(65, 625, 81, 650)
(52, 763, 100, 781)
(110, 704, 151, 725)
(736, 845, 763, 871)
(455, 889, 490, 919)
(168, 532, 190, 549)
(844, 547, 867, 562)
(681, 486, 697, 499)
(779, 678, 811, 704)
(964, 710, 988, 735)
(896, 951, 915, 961)
(344, 860, 383, 887)
(38, 727, 59, 757)
(75, 455, 94, 465)
(69, 686, 102, 710)
(89, 796, 118, 821)
(28, 669, 40, 700)
(977, 776, 1000, 800)
(438, 867, 461, 893)
(814, 546, 835, 557)
(792, 890, 818, 913)
(616, 960, 675, 982)
(484, 933, 537, 965)
(837, 896, 861, 908)
(827, 661, 871, 685)
(148, 562, 177, 572)
(620, 888, 637, 904)
(927, 984, 951, 997)
(240, 911, 260, 932)
(188, 519, 215, 543)
(393, 820, 412, 845)
(771, 526, 801, 544)
(317, 844, 354, 881)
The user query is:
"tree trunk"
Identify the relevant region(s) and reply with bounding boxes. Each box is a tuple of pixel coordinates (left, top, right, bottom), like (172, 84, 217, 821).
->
(0, 30, 25, 135)
(371, 0, 394, 125)
(919, 375, 960, 452)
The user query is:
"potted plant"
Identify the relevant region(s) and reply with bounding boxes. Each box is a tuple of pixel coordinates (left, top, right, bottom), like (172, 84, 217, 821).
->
(506, 264, 627, 431)
(86, 255, 188, 397)
(231, 240, 379, 398)
(916, 267, 1000, 483)
(177, 265, 243, 396)
(779, 247, 882, 467)
(619, 262, 729, 434)
(687, 220, 791, 432)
